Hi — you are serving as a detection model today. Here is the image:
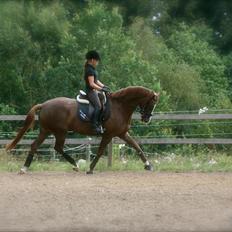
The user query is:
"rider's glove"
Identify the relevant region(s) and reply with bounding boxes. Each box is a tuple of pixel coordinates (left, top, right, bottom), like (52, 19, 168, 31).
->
(101, 86, 111, 93)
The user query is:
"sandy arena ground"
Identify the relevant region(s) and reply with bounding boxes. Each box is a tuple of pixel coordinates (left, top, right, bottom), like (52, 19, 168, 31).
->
(0, 171, 232, 232)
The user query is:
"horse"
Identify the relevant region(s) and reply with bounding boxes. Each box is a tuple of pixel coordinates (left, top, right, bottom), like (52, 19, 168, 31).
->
(6, 86, 159, 174)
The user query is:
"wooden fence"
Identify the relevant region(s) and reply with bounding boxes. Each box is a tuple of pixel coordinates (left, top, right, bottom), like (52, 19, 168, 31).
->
(1, 113, 232, 145)
(1, 114, 232, 166)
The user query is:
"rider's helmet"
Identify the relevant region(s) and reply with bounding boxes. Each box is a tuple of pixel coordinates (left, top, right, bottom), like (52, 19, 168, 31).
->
(85, 50, 101, 61)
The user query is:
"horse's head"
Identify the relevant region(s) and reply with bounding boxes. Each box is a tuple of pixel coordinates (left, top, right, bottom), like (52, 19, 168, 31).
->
(139, 91, 159, 123)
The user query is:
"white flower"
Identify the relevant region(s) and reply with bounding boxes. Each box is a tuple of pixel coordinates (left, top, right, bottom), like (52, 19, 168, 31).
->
(154, 159, 160, 164)
(152, 16, 157, 21)
(208, 159, 217, 165)
(121, 157, 128, 164)
(198, 106, 208, 115)
(119, 144, 125, 149)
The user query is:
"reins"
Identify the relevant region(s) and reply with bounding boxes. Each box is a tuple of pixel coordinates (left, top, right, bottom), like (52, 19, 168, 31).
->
(139, 95, 155, 118)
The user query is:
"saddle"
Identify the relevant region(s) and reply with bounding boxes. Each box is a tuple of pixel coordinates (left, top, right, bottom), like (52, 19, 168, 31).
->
(76, 90, 111, 123)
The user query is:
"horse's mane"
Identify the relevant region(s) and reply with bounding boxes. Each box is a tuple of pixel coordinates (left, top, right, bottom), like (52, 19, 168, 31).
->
(111, 86, 152, 99)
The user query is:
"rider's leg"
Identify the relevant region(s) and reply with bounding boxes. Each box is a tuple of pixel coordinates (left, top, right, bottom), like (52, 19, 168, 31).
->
(87, 90, 103, 134)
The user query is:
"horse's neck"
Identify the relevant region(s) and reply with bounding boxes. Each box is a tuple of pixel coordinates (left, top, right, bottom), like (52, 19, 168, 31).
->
(112, 85, 151, 104)
(121, 90, 148, 108)
(112, 88, 148, 120)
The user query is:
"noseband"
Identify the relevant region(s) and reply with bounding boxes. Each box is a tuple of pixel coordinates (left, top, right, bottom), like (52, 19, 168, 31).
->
(139, 96, 155, 119)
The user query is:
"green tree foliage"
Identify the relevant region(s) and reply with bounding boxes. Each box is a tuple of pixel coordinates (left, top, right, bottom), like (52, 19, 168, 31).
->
(100, 0, 155, 24)
(167, 23, 230, 108)
(129, 18, 204, 111)
(0, 1, 70, 111)
(165, 0, 232, 53)
(223, 52, 232, 98)
(0, 104, 16, 132)
(150, 0, 232, 102)
(0, 1, 163, 113)
(0, 0, 230, 112)
(61, 2, 161, 95)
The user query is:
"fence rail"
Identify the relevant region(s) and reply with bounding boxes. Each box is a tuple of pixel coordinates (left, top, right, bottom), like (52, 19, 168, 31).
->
(1, 113, 232, 121)
(1, 113, 232, 166)
(1, 113, 232, 146)
(1, 138, 232, 145)
(140, 114, 232, 120)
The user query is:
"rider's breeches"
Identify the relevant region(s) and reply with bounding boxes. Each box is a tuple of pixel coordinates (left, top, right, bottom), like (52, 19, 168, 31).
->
(87, 90, 101, 125)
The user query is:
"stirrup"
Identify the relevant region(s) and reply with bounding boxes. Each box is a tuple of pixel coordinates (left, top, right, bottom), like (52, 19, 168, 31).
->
(98, 125, 105, 134)
(93, 124, 104, 134)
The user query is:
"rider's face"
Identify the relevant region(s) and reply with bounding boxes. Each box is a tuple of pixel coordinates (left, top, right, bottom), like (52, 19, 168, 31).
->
(91, 59, 99, 68)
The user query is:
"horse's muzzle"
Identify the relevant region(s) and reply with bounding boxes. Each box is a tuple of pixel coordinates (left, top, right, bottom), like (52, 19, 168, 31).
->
(141, 115, 152, 123)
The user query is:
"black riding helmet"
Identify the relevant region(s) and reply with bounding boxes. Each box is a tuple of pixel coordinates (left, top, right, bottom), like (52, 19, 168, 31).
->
(85, 50, 101, 61)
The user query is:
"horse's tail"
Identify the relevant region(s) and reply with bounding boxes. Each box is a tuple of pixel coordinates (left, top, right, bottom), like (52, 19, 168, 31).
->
(6, 104, 42, 151)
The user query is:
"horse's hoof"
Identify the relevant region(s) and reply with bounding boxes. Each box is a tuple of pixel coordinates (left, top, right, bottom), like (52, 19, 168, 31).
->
(18, 167, 27, 175)
(86, 170, 93, 175)
(73, 166, 79, 172)
(144, 163, 154, 171)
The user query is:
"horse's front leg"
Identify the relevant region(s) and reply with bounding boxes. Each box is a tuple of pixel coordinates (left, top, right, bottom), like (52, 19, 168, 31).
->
(119, 132, 153, 171)
(87, 135, 113, 174)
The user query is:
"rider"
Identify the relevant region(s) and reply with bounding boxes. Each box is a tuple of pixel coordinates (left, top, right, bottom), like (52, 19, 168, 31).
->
(84, 50, 110, 134)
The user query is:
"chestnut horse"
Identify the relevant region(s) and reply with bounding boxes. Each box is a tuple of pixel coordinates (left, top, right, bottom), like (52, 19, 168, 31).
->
(6, 86, 159, 174)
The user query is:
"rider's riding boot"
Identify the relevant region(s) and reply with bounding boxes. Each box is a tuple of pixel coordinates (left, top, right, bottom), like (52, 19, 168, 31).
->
(92, 108, 104, 134)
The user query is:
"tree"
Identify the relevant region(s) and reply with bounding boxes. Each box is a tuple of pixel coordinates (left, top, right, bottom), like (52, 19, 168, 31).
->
(167, 23, 231, 108)
(62, 3, 162, 95)
(152, 0, 232, 53)
(0, 1, 70, 111)
(129, 18, 204, 111)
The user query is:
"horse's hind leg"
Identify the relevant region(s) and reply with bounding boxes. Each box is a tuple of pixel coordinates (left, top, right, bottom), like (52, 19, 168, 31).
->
(20, 129, 48, 174)
(54, 132, 79, 171)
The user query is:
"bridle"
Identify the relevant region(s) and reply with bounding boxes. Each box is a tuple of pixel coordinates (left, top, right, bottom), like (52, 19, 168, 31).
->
(139, 95, 157, 120)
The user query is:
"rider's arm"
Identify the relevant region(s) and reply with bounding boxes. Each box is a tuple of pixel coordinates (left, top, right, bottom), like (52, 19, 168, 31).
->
(88, 76, 102, 91)
(97, 80, 104, 88)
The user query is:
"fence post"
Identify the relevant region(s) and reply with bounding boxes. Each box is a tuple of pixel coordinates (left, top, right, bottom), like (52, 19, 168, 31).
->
(51, 135, 56, 161)
(86, 137, 92, 171)
(107, 138, 113, 167)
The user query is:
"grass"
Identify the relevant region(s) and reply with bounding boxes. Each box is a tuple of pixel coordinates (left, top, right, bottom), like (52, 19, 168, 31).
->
(1, 149, 232, 172)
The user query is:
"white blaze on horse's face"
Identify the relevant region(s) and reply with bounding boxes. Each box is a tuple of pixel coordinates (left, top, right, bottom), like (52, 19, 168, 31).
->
(141, 91, 159, 124)
(147, 103, 157, 123)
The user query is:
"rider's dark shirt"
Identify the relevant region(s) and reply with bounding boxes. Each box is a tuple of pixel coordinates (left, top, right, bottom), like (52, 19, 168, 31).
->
(84, 64, 98, 92)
